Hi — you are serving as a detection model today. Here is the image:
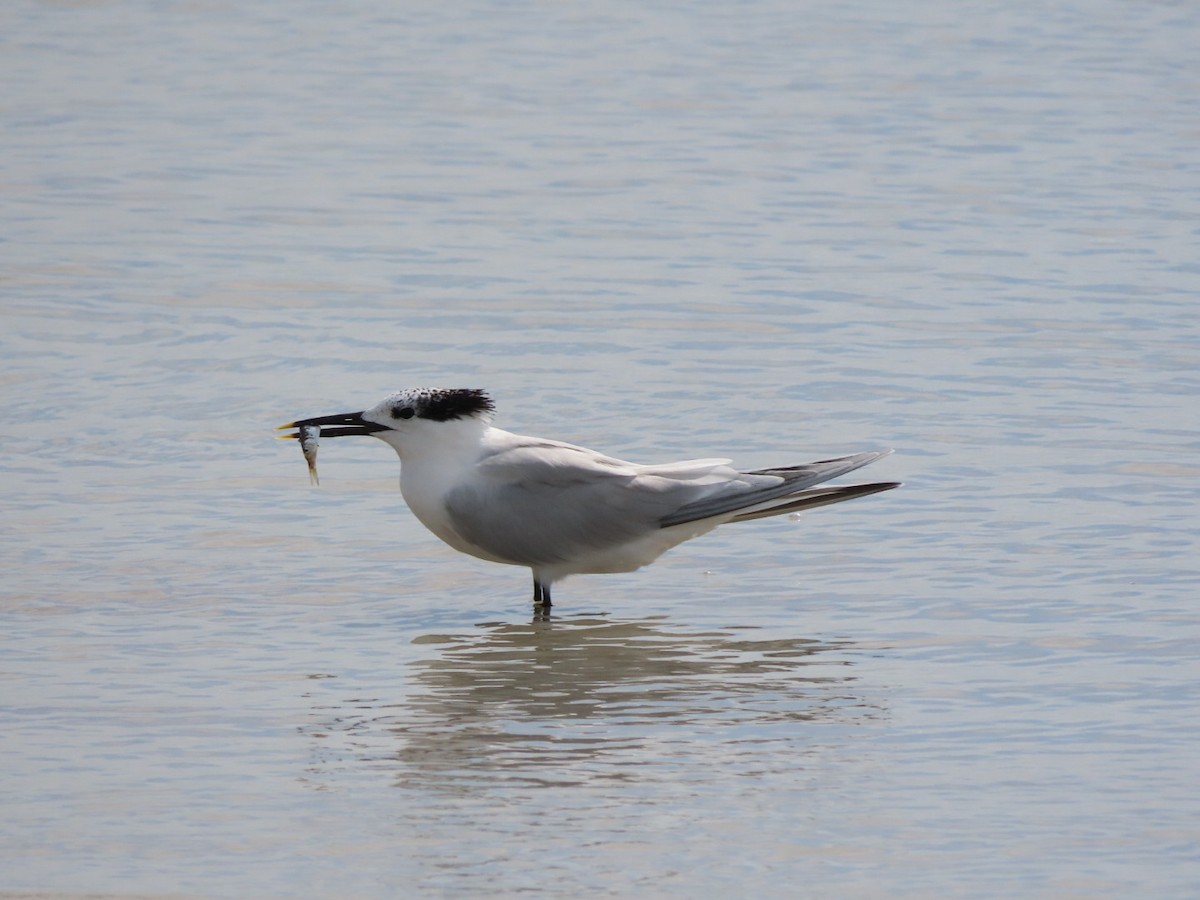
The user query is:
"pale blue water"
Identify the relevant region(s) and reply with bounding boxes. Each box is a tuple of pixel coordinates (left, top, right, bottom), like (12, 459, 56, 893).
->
(2, 1, 1199, 897)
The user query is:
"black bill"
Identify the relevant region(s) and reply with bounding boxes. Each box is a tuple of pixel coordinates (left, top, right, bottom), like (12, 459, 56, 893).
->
(275, 411, 390, 439)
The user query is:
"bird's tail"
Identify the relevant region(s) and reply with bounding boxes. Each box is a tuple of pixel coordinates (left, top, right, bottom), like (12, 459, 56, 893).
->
(728, 481, 901, 522)
(661, 450, 894, 528)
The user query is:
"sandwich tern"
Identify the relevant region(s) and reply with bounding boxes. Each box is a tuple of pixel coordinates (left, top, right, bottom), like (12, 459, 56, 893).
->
(278, 389, 899, 608)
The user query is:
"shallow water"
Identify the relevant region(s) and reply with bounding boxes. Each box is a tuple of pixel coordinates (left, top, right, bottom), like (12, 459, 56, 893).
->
(3, 0, 1199, 897)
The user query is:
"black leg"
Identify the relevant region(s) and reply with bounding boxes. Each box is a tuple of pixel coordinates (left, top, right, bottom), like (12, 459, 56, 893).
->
(532, 578, 552, 608)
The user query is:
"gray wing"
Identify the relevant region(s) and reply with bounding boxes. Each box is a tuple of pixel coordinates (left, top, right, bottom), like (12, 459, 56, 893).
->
(659, 450, 893, 528)
(444, 438, 892, 564)
(442, 440, 686, 567)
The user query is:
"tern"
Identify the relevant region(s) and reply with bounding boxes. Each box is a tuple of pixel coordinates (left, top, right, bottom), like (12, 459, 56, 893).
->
(278, 389, 899, 609)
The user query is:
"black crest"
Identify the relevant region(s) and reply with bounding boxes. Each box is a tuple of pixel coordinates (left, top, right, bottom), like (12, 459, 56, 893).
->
(412, 388, 495, 422)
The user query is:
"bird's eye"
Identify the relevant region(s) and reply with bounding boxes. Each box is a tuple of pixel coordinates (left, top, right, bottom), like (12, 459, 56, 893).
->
(392, 406, 415, 420)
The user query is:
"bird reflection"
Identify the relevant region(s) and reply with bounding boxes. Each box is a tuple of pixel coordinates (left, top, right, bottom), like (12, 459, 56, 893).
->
(303, 613, 882, 791)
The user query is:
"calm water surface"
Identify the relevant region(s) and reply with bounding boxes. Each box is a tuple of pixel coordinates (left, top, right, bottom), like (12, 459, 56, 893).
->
(2, 1, 1198, 897)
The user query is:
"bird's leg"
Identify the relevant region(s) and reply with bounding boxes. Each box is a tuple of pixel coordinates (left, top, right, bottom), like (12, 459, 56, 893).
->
(532, 578, 552, 609)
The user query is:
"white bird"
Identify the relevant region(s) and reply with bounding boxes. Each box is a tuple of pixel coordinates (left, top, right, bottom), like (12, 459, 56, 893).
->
(278, 389, 899, 609)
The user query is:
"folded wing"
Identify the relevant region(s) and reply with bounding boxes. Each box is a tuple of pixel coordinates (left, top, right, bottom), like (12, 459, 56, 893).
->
(443, 438, 894, 567)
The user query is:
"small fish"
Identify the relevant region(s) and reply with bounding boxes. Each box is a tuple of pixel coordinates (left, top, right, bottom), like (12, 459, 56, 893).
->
(299, 424, 320, 485)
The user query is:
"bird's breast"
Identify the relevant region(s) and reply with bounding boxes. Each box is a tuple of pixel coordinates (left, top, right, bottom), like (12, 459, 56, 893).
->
(398, 462, 511, 563)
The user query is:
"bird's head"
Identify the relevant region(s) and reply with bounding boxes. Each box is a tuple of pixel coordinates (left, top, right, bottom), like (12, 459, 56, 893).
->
(278, 388, 496, 458)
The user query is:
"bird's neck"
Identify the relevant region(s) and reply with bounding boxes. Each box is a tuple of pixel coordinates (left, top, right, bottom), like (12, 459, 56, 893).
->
(395, 419, 492, 542)
(394, 417, 491, 465)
